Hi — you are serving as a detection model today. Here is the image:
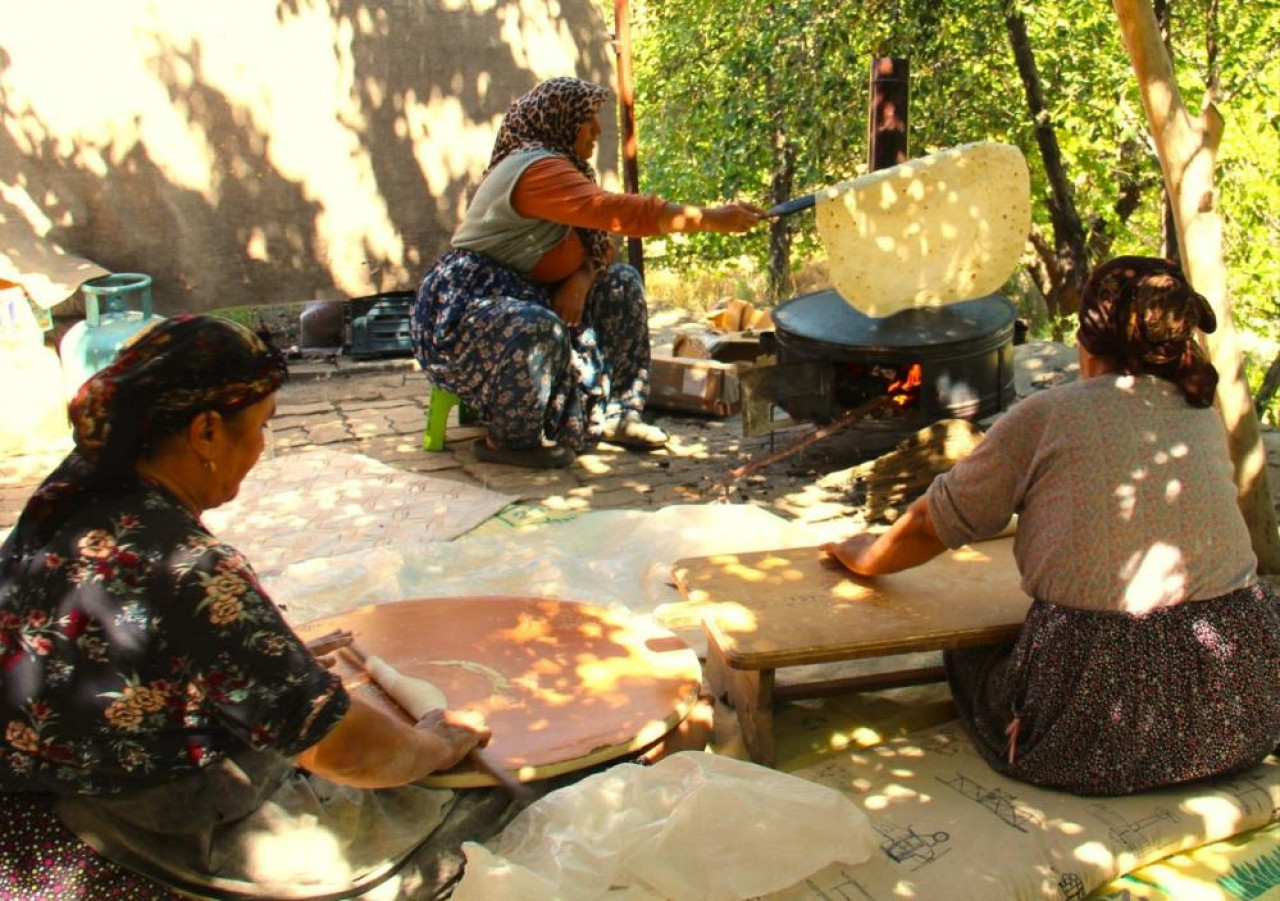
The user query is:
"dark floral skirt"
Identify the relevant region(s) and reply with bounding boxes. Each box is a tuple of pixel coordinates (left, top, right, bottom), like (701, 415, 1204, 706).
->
(409, 249, 651, 451)
(946, 582, 1280, 796)
(1, 782, 514, 901)
(0, 792, 183, 900)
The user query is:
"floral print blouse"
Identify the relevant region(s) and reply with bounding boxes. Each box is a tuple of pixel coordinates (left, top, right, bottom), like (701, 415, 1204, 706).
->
(0, 479, 349, 796)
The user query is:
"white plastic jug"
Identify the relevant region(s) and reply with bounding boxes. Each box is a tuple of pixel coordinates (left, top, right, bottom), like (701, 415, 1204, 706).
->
(0, 285, 69, 455)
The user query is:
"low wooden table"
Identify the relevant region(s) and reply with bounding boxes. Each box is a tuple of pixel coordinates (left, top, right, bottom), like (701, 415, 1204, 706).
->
(672, 537, 1031, 766)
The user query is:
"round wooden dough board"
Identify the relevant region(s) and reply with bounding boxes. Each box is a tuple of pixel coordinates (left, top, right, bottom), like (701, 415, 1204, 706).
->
(295, 597, 702, 788)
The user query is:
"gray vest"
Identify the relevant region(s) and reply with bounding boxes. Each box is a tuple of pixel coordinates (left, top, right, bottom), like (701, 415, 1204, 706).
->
(451, 149, 572, 273)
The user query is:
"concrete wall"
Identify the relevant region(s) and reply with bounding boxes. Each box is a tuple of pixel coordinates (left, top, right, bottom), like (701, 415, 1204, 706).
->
(1, 0, 618, 315)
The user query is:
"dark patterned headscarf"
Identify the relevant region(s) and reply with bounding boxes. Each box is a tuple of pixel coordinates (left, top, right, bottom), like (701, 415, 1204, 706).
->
(2, 315, 286, 566)
(486, 77, 612, 267)
(1077, 256, 1218, 408)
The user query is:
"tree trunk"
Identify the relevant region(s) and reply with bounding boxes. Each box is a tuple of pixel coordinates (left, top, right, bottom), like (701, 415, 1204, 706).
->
(1086, 139, 1157, 263)
(767, 133, 796, 302)
(761, 0, 794, 304)
(1004, 3, 1091, 323)
(1026, 230, 1065, 340)
(1154, 0, 1181, 264)
(1113, 0, 1280, 573)
(1256, 350, 1280, 420)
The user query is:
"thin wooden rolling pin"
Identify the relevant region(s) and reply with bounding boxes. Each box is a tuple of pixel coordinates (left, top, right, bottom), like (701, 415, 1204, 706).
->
(342, 641, 535, 805)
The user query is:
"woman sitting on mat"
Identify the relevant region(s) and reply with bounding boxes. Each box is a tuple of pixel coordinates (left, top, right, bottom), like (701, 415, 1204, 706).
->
(824, 256, 1280, 796)
(411, 76, 764, 469)
(0, 316, 498, 899)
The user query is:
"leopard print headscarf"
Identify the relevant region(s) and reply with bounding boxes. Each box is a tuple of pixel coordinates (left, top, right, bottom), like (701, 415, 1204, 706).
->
(1078, 256, 1218, 408)
(486, 77, 612, 267)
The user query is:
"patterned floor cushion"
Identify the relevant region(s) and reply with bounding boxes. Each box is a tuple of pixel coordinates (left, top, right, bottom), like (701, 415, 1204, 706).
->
(766, 721, 1280, 900)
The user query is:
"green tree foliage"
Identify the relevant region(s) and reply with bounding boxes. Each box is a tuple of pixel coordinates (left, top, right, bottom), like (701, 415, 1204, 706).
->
(628, 0, 1277, 351)
(1195, 0, 1280, 340)
(629, 0, 869, 275)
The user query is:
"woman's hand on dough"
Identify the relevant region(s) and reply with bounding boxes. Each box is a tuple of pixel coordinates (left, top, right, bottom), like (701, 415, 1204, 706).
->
(820, 533, 880, 576)
(416, 708, 492, 769)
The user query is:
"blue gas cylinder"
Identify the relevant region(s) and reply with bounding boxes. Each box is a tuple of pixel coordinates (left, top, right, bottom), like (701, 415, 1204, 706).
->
(60, 273, 163, 398)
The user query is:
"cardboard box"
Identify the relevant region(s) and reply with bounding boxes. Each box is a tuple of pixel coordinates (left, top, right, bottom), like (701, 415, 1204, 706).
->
(708, 332, 766, 364)
(670, 327, 716, 360)
(648, 354, 743, 417)
(671, 328, 766, 365)
(703, 299, 773, 332)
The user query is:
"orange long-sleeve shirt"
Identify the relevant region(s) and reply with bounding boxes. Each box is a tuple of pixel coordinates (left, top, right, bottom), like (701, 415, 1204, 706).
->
(512, 157, 667, 283)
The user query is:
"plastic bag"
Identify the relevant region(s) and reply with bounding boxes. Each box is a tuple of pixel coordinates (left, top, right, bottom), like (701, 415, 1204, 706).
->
(451, 752, 875, 901)
(270, 547, 403, 623)
(269, 504, 819, 631)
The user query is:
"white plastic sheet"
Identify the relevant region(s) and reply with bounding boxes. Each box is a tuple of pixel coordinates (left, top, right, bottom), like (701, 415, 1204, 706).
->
(268, 504, 820, 632)
(451, 752, 876, 901)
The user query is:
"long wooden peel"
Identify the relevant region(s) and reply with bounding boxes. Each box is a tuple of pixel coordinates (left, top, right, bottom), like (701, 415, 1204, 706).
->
(765, 193, 818, 219)
(342, 641, 535, 805)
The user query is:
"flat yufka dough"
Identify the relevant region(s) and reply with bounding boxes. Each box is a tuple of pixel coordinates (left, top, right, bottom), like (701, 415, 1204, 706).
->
(815, 141, 1031, 317)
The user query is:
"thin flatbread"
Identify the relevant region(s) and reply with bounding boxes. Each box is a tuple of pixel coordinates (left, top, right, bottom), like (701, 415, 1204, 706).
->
(816, 141, 1031, 317)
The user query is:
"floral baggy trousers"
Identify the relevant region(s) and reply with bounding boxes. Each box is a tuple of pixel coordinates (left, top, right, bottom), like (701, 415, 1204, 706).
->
(410, 249, 651, 451)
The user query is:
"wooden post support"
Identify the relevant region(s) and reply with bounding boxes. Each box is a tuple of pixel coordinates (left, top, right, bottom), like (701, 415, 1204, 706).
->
(613, 0, 644, 280)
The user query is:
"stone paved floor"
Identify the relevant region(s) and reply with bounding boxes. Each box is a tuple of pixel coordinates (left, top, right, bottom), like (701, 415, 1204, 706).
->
(0, 353, 886, 541)
(5, 347, 1280, 549)
(262, 357, 884, 542)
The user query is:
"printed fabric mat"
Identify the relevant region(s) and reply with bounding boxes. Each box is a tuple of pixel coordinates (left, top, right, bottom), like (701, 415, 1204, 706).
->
(763, 721, 1280, 901)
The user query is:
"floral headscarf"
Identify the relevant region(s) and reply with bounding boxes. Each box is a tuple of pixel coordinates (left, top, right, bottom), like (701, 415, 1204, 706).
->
(1078, 256, 1218, 407)
(486, 77, 612, 267)
(3, 315, 287, 565)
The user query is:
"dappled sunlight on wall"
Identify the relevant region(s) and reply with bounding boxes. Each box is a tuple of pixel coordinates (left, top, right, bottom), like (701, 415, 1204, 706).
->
(499, 0, 585, 75)
(404, 88, 503, 205)
(2, 0, 615, 313)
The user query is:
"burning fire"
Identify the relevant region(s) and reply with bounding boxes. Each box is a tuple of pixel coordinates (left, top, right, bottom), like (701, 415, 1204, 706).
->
(886, 363, 923, 407)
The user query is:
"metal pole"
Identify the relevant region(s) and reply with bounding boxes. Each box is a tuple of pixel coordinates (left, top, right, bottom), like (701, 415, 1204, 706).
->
(867, 58, 909, 172)
(613, 0, 644, 278)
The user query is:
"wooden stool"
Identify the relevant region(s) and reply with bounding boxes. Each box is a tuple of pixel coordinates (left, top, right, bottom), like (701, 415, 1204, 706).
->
(672, 537, 1031, 767)
(422, 385, 478, 451)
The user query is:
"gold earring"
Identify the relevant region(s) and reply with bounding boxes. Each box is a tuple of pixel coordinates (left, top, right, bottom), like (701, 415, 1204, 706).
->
(203, 460, 217, 473)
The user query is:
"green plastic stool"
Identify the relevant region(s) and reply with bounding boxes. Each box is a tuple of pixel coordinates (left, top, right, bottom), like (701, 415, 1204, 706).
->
(422, 385, 478, 451)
